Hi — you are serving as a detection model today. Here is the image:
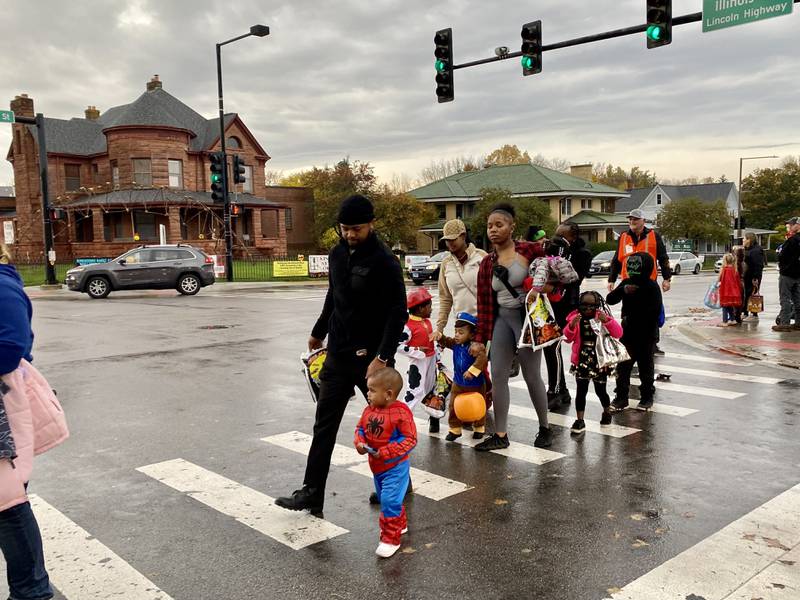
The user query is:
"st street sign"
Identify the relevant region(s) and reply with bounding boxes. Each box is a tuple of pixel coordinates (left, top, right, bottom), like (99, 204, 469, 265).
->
(703, 0, 793, 32)
(0, 110, 15, 123)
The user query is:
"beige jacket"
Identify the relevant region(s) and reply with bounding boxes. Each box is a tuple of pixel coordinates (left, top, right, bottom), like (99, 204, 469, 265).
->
(436, 244, 487, 332)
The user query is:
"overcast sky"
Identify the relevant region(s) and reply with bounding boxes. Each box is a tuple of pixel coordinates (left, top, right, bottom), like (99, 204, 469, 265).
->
(1, 0, 798, 189)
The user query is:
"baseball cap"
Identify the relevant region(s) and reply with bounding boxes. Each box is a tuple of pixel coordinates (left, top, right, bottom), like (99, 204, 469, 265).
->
(785, 216, 799, 225)
(454, 312, 478, 328)
(627, 209, 645, 220)
(441, 219, 467, 240)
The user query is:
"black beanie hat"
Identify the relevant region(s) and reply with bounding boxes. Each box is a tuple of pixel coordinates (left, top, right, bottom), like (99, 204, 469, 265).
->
(337, 194, 375, 225)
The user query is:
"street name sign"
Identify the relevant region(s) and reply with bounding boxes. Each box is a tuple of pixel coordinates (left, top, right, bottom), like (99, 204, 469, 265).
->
(703, 0, 793, 32)
(0, 110, 15, 123)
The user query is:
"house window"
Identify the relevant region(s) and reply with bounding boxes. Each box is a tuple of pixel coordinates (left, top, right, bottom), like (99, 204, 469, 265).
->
(132, 158, 152, 187)
(243, 165, 253, 194)
(111, 160, 119, 189)
(456, 203, 464, 219)
(656, 193, 662, 205)
(92, 164, 100, 184)
(462, 203, 476, 218)
(436, 203, 446, 219)
(560, 198, 572, 216)
(285, 208, 294, 231)
(65, 164, 81, 191)
(168, 160, 183, 189)
(227, 137, 241, 149)
(581, 198, 591, 210)
(134, 211, 157, 240)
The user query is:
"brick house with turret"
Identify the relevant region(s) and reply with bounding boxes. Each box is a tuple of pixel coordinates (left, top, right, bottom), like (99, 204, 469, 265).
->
(5, 76, 314, 261)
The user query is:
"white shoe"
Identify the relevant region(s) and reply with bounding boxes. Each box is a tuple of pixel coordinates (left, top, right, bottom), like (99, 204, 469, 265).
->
(375, 542, 401, 558)
(401, 527, 408, 535)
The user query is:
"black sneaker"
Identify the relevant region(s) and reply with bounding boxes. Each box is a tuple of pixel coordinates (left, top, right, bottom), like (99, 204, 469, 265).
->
(609, 399, 629, 413)
(570, 419, 586, 434)
(600, 411, 612, 426)
(475, 433, 510, 452)
(637, 398, 654, 410)
(472, 431, 485, 439)
(534, 426, 554, 448)
(275, 486, 323, 514)
(429, 417, 440, 433)
(547, 391, 559, 410)
(653, 345, 665, 356)
(445, 431, 461, 441)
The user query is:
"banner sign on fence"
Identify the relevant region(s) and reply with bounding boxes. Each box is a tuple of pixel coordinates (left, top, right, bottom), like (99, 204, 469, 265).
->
(75, 257, 111, 266)
(2, 221, 14, 245)
(273, 260, 309, 277)
(309, 255, 329, 275)
(211, 255, 225, 278)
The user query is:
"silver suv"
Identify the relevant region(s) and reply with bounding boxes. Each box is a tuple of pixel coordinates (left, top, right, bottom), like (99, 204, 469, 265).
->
(65, 245, 216, 299)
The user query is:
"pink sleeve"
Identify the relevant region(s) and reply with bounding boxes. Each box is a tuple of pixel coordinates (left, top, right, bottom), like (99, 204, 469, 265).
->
(562, 310, 580, 342)
(604, 316, 623, 339)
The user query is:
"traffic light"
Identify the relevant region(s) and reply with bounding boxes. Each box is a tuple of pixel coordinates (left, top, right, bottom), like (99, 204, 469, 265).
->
(520, 20, 542, 76)
(232, 155, 246, 185)
(434, 28, 454, 103)
(646, 0, 672, 48)
(209, 152, 225, 203)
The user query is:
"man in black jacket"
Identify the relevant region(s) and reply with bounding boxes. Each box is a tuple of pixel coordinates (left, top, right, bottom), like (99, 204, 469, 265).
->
(773, 217, 800, 332)
(742, 232, 765, 322)
(276, 195, 407, 514)
(545, 222, 592, 409)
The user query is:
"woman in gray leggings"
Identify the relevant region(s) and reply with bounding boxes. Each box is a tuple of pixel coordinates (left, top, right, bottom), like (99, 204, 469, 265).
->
(472, 203, 554, 450)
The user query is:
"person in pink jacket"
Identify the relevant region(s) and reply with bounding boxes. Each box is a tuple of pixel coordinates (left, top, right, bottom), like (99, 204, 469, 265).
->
(562, 291, 623, 434)
(1, 243, 69, 600)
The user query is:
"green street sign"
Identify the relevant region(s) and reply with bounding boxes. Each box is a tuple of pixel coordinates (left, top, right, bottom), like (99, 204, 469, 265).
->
(703, 0, 793, 32)
(0, 110, 15, 124)
(672, 239, 693, 252)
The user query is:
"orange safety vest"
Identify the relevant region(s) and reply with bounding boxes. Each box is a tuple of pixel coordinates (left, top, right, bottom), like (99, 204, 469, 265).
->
(618, 229, 658, 280)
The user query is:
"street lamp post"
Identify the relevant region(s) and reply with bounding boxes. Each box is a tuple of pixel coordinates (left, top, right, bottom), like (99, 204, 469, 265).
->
(737, 154, 779, 240)
(216, 24, 270, 282)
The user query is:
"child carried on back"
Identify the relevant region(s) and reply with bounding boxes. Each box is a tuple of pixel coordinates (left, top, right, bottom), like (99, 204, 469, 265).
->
(528, 235, 579, 302)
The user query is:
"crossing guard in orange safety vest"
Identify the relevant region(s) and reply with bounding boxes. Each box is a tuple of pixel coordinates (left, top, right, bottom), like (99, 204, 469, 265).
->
(608, 209, 673, 292)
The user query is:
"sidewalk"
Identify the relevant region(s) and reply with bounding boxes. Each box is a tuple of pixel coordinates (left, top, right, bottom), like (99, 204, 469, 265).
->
(672, 309, 800, 371)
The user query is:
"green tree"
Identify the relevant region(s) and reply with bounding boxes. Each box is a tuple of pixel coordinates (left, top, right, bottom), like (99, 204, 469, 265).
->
(656, 197, 730, 251)
(319, 227, 341, 251)
(592, 163, 658, 190)
(468, 187, 557, 249)
(741, 158, 800, 229)
(372, 185, 436, 249)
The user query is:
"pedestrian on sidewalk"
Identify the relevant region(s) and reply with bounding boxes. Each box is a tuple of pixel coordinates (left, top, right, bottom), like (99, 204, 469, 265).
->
(607, 209, 672, 355)
(562, 291, 621, 434)
(1, 243, 69, 600)
(276, 195, 407, 514)
(718, 253, 743, 327)
(607, 252, 662, 411)
(471, 203, 553, 450)
(742, 233, 765, 322)
(542, 223, 592, 411)
(354, 368, 417, 558)
(773, 217, 800, 332)
(733, 246, 746, 324)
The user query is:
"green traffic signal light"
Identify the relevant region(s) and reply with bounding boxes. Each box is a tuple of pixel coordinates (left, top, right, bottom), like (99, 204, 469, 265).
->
(646, 24, 663, 41)
(435, 60, 446, 73)
(521, 56, 534, 70)
(211, 173, 221, 183)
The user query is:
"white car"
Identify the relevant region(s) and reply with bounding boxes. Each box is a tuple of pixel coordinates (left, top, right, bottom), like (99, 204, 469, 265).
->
(714, 258, 723, 273)
(667, 252, 703, 275)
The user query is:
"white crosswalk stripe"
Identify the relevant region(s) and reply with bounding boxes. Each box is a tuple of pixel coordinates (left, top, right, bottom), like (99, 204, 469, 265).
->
(660, 351, 752, 367)
(137, 458, 348, 550)
(506, 403, 641, 438)
(656, 364, 783, 385)
(635, 378, 746, 400)
(261, 431, 472, 501)
(608, 483, 800, 599)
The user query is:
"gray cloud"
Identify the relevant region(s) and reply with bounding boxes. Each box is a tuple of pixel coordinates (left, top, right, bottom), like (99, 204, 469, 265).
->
(1, 0, 798, 186)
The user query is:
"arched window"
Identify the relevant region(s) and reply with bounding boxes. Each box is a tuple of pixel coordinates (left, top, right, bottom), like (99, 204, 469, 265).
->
(227, 136, 241, 149)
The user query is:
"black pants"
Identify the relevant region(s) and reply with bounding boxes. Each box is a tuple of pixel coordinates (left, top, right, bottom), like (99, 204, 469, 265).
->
(614, 337, 656, 403)
(544, 340, 567, 394)
(575, 378, 610, 412)
(303, 352, 371, 496)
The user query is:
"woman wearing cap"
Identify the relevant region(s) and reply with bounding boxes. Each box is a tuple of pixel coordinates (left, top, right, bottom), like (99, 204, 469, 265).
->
(471, 204, 553, 450)
(436, 219, 487, 336)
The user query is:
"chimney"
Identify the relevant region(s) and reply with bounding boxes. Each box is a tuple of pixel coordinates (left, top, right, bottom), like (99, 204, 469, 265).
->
(146, 74, 162, 92)
(570, 163, 593, 182)
(85, 105, 100, 120)
(10, 94, 34, 119)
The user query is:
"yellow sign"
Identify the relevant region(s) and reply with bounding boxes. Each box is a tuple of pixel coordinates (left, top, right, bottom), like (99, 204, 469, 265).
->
(273, 260, 309, 277)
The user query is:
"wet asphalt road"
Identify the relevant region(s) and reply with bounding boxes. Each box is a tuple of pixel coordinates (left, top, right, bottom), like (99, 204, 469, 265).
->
(2, 277, 799, 600)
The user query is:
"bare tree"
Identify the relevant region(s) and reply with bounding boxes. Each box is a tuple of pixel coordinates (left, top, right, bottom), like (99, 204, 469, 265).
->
(384, 172, 418, 194)
(264, 169, 284, 186)
(418, 155, 486, 184)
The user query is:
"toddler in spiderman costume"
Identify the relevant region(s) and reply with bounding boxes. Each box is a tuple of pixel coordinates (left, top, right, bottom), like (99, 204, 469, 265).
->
(354, 367, 417, 558)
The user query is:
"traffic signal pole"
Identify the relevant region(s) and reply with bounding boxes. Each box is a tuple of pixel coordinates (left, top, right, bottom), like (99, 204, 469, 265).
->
(215, 42, 234, 282)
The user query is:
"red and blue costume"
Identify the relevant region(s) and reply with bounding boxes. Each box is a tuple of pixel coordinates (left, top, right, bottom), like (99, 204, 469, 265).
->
(354, 402, 417, 545)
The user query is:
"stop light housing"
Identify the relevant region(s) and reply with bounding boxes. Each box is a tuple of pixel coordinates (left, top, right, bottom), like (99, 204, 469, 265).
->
(231, 203, 242, 217)
(210, 152, 225, 203)
(434, 28, 454, 103)
(521, 20, 542, 76)
(646, 0, 672, 49)
(232, 155, 246, 185)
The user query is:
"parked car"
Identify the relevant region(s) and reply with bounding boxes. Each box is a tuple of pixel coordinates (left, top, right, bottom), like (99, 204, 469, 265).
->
(667, 251, 703, 275)
(65, 244, 216, 299)
(587, 251, 615, 278)
(409, 251, 447, 285)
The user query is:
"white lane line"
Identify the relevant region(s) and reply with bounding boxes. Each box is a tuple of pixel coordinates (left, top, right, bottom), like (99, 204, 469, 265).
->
(608, 483, 800, 599)
(261, 431, 472, 501)
(657, 364, 783, 385)
(511, 381, 699, 417)
(413, 417, 566, 465)
(661, 352, 752, 367)
(506, 403, 641, 438)
(27, 494, 174, 599)
(636, 378, 745, 400)
(137, 458, 348, 550)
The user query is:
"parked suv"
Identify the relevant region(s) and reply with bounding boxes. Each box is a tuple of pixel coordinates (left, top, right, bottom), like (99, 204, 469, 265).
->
(65, 245, 216, 299)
